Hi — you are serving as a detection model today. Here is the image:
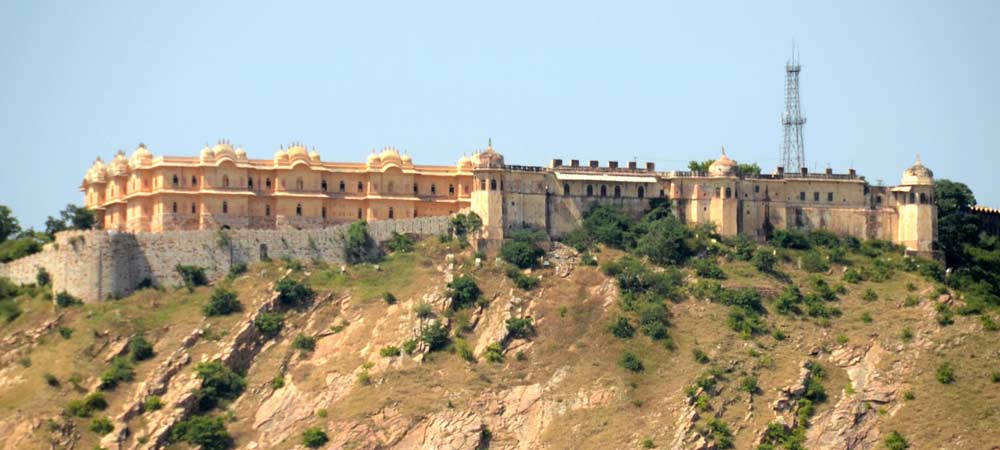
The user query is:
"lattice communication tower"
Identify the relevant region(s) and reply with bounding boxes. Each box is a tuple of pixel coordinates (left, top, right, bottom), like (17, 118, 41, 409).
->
(780, 51, 806, 172)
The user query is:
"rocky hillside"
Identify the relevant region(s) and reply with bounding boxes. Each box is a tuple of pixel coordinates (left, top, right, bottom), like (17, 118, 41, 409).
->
(0, 233, 997, 450)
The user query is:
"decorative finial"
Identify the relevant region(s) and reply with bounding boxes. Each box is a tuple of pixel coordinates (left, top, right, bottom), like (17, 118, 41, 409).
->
(488, 138, 492, 149)
(915, 152, 922, 164)
(721, 145, 726, 156)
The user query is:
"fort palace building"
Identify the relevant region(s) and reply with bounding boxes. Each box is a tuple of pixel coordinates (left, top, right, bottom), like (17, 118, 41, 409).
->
(82, 141, 938, 257)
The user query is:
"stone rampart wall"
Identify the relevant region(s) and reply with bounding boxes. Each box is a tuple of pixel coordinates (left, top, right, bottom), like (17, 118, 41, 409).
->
(0, 216, 451, 302)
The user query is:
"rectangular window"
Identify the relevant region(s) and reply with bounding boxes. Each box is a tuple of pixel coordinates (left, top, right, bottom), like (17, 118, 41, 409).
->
(827, 192, 833, 202)
(799, 192, 805, 201)
(813, 192, 820, 201)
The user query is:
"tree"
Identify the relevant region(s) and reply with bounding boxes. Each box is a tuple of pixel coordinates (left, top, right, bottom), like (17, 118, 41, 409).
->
(446, 275, 481, 309)
(582, 204, 635, 249)
(170, 415, 232, 450)
(737, 162, 762, 176)
(344, 220, 381, 264)
(0, 205, 20, 243)
(935, 179, 981, 267)
(688, 159, 714, 173)
(45, 204, 96, 236)
(635, 217, 694, 265)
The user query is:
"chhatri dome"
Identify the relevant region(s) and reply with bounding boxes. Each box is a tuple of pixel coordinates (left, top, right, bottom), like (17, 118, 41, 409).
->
(366, 149, 381, 166)
(901, 154, 934, 186)
(474, 139, 504, 168)
(708, 146, 737, 177)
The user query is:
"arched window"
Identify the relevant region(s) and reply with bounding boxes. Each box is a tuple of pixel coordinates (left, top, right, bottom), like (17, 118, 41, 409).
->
(614, 186, 621, 198)
(909, 192, 916, 204)
(321, 207, 327, 219)
(222, 201, 228, 214)
(357, 208, 363, 219)
(725, 187, 732, 198)
(339, 181, 345, 192)
(192, 176, 198, 186)
(490, 179, 497, 190)
(357, 181, 364, 193)
(638, 186, 645, 199)
(412, 183, 418, 194)
(449, 184, 455, 195)
(564, 183, 570, 196)
(296, 178, 304, 191)
(248, 178, 253, 189)
(265, 205, 270, 216)
(222, 176, 230, 188)
(388, 207, 394, 219)
(296, 204, 302, 216)
(431, 184, 437, 195)
(480, 179, 486, 190)
(172, 175, 179, 187)
(919, 192, 927, 204)
(266, 178, 272, 188)
(600, 185, 607, 197)
(587, 185, 593, 196)
(172, 202, 177, 213)
(321, 180, 327, 192)
(192, 203, 197, 214)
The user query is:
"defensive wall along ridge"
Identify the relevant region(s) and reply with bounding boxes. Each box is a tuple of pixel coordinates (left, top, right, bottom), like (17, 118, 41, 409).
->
(0, 215, 452, 302)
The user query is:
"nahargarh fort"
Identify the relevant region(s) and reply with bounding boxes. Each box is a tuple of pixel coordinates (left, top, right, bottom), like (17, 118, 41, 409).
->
(81, 140, 937, 253)
(0, 139, 937, 302)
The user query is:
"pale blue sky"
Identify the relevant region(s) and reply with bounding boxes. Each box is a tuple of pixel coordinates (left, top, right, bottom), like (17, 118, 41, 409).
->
(1, 1, 997, 229)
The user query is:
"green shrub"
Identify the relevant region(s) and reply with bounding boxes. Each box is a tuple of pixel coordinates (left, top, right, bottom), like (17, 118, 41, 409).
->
(65, 392, 108, 417)
(607, 315, 635, 339)
(386, 232, 415, 253)
(619, 351, 644, 372)
(582, 204, 635, 249)
(801, 250, 829, 273)
(774, 285, 804, 315)
(170, 414, 232, 450)
(226, 262, 247, 280)
(144, 396, 163, 412)
(505, 266, 540, 290)
(771, 229, 811, 249)
(990, 372, 1000, 383)
(835, 334, 849, 345)
(129, 336, 155, 362)
(702, 418, 734, 449)
(175, 264, 208, 291)
(44, 372, 59, 387)
(505, 317, 534, 340)
(900, 327, 914, 343)
(752, 249, 777, 273)
(380, 346, 401, 357)
(935, 303, 954, 326)
(692, 258, 725, 279)
(641, 437, 655, 448)
(0, 298, 21, 322)
(301, 427, 329, 448)
(861, 312, 873, 323)
(383, 291, 397, 305)
(982, 315, 999, 331)
(204, 287, 241, 316)
(414, 302, 433, 318)
(356, 370, 371, 386)
(884, 431, 909, 450)
(194, 361, 246, 411)
(740, 375, 759, 394)
(862, 288, 878, 302)
(843, 268, 862, 283)
(500, 233, 545, 269)
(89, 416, 113, 435)
(36, 267, 51, 286)
(316, 408, 327, 417)
(254, 312, 284, 338)
(454, 338, 475, 362)
(55, 291, 81, 307)
(292, 334, 316, 352)
(903, 390, 915, 400)
(446, 275, 481, 309)
(726, 307, 767, 338)
(270, 375, 285, 389)
(692, 348, 710, 364)
(580, 252, 598, 266)
(484, 343, 504, 363)
(936, 362, 955, 384)
(99, 357, 135, 390)
(344, 220, 382, 264)
(420, 322, 450, 351)
(903, 295, 920, 307)
(276, 278, 313, 307)
(402, 339, 418, 354)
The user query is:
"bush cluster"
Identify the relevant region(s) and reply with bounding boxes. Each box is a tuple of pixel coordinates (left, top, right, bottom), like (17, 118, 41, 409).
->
(254, 312, 284, 338)
(170, 415, 232, 450)
(276, 278, 313, 307)
(176, 264, 208, 292)
(500, 229, 546, 269)
(65, 392, 108, 417)
(194, 361, 246, 411)
(204, 287, 241, 316)
(446, 275, 481, 309)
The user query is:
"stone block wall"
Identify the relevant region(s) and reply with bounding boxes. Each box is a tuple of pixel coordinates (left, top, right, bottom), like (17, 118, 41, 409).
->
(0, 216, 452, 302)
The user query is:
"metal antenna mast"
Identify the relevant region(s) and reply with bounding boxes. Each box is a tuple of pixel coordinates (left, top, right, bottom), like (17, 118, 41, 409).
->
(780, 47, 806, 172)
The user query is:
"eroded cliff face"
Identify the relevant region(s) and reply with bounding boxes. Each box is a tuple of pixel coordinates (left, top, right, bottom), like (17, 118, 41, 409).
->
(1, 241, 997, 450)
